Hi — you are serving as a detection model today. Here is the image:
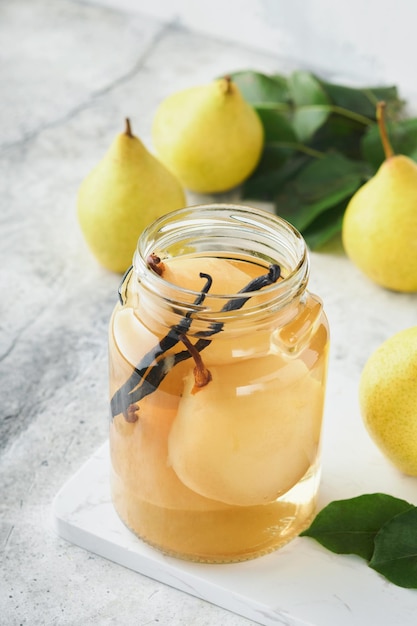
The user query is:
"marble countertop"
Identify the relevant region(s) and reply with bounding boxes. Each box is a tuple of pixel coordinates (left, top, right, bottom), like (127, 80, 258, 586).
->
(2, 1, 417, 625)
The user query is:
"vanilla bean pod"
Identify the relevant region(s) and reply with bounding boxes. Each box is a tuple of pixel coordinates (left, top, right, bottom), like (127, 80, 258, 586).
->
(110, 264, 281, 419)
(197, 263, 281, 337)
(111, 273, 212, 418)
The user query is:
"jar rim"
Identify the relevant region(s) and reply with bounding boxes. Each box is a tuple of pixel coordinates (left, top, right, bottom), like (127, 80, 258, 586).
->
(133, 203, 309, 308)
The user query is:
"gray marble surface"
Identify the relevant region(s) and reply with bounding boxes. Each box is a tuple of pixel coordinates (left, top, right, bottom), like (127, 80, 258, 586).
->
(2, 1, 417, 625)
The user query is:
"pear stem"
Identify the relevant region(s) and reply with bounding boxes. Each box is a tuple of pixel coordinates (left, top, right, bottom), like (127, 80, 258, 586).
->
(147, 253, 165, 276)
(222, 75, 233, 94)
(376, 102, 394, 160)
(125, 117, 133, 138)
(180, 334, 212, 390)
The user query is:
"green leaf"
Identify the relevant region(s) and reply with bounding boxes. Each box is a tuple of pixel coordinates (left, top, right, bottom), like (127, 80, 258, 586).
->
(310, 113, 370, 161)
(319, 81, 377, 118)
(300, 493, 413, 561)
(366, 85, 405, 117)
(370, 507, 417, 588)
(229, 67, 407, 250)
(243, 152, 310, 200)
(302, 201, 346, 250)
(255, 107, 297, 143)
(288, 72, 331, 141)
(362, 117, 417, 168)
(274, 152, 364, 231)
(288, 71, 330, 106)
(229, 70, 289, 104)
(319, 80, 402, 120)
(292, 105, 331, 142)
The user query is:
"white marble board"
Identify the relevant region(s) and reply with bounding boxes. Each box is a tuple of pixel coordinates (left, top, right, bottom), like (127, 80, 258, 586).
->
(53, 417, 417, 626)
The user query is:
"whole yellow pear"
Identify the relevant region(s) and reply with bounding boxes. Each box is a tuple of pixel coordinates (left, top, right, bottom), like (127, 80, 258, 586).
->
(77, 119, 186, 273)
(359, 326, 417, 475)
(342, 102, 417, 292)
(152, 77, 264, 193)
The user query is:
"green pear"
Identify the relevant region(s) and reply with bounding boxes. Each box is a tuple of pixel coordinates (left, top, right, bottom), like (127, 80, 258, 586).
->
(152, 77, 264, 193)
(77, 119, 186, 273)
(342, 102, 417, 292)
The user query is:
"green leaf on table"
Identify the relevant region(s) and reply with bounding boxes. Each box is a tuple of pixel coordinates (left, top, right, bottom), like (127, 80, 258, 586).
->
(370, 507, 417, 588)
(367, 85, 405, 116)
(250, 143, 296, 175)
(255, 106, 297, 142)
(243, 151, 310, 201)
(302, 201, 346, 250)
(300, 493, 413, 561)
(319, 80, 402, 120)
(310, 113, 372, 161)
(229, 70, 289, 104)
(288, 72, 331, 141)
(362, 117, 417, 168)
(292, 105, 332, 142)
(274, 152, 364, 231)
(227, 67, 408, 250)
(288, 70, 330, 106)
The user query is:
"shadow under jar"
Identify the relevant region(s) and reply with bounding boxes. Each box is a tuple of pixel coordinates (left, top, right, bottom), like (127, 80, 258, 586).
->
(108, 204, 329, 563)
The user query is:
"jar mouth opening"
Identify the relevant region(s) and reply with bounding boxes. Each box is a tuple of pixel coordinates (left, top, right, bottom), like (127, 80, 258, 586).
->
(134, 204, 309, 305)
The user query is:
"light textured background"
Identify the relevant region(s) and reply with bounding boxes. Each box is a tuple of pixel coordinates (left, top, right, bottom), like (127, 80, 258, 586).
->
(86, 0, 417, 108)
(1, 2, 417, 625)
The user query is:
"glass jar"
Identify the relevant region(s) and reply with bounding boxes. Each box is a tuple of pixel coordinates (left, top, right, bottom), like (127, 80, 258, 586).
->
(108, 204, 329, 563)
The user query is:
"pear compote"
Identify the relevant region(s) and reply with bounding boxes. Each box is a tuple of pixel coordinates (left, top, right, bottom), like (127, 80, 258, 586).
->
(109, 205, 329, 563)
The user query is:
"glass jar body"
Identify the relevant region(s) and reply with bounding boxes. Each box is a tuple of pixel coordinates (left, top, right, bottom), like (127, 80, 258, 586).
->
(108, 205, 329, 563)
